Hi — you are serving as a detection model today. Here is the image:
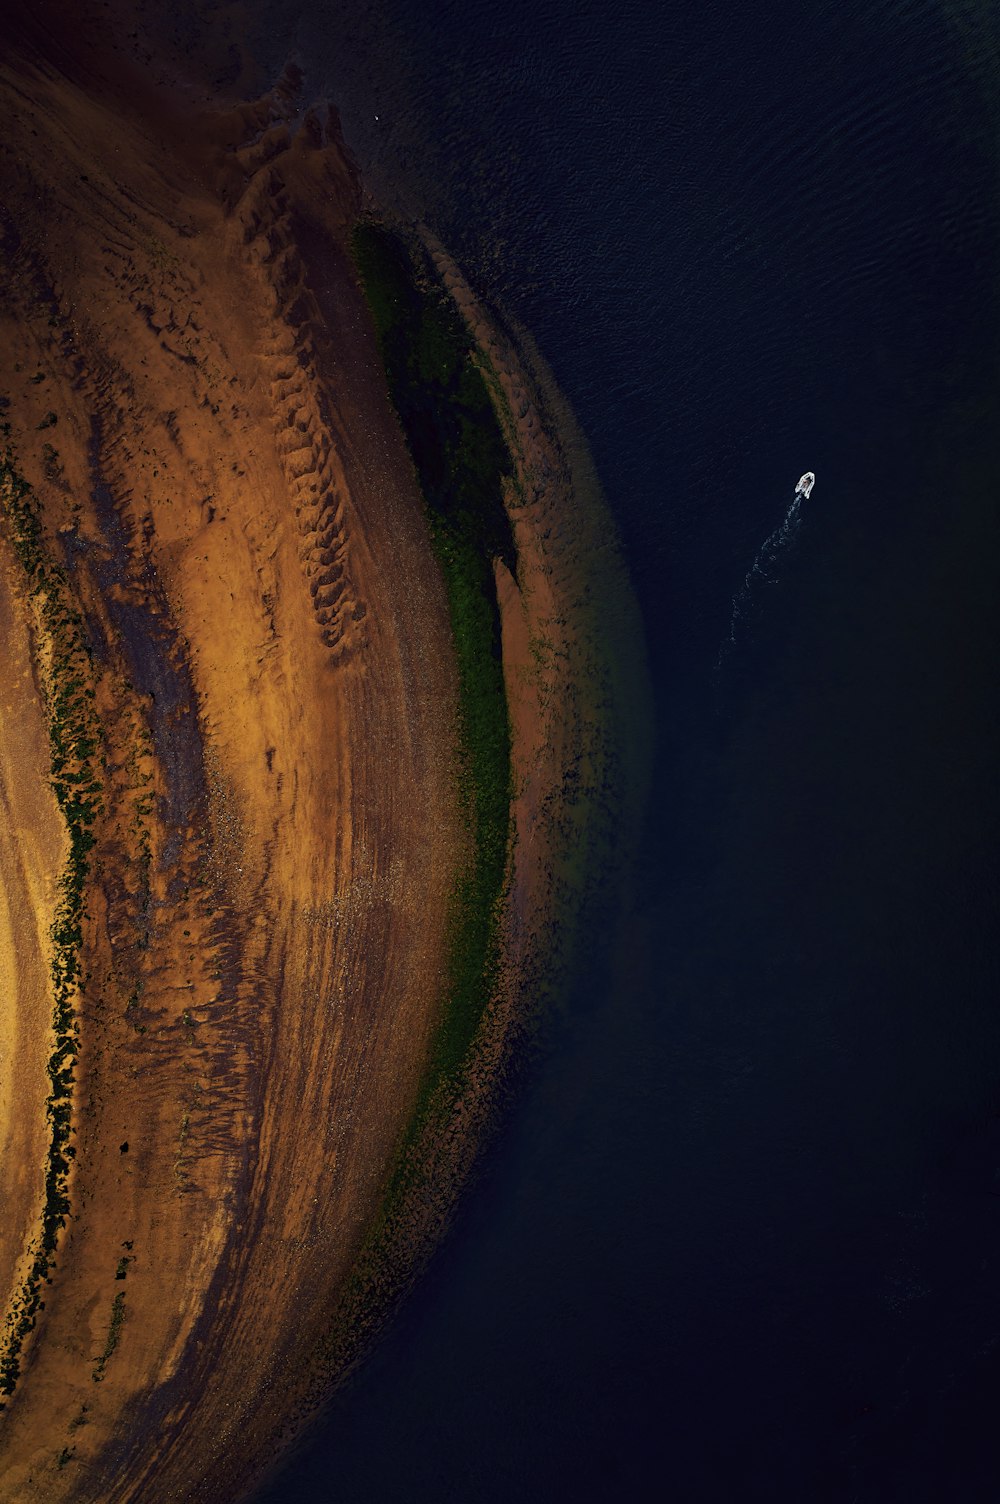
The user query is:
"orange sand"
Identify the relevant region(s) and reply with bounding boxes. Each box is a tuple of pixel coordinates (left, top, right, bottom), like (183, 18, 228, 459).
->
(0, 8, 645, 1501)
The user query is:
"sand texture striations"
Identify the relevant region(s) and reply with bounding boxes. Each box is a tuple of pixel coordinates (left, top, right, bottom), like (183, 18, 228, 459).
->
(0, 9, 643, 1501)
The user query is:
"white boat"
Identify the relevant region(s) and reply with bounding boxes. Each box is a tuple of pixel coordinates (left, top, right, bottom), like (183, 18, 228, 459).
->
(795, 471, 815, 499)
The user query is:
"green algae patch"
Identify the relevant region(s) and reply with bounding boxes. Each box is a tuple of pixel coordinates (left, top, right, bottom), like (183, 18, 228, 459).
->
(303, 220, 523, 1399)
(352, 223, 514, 1137)
(0, 445, 103, 1401)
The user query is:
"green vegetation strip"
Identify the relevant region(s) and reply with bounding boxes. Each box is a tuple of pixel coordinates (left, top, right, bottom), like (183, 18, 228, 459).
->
(351, 223, 514, 1179)
(92, 1292, 125, 1383)
(0, 441, 102, 1400)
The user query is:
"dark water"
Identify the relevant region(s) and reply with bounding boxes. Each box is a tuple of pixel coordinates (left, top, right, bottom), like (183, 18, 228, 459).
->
(250, 1, 1000, 1498)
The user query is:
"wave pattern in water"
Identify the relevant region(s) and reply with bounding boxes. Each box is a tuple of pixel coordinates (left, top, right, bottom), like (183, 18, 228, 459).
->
(718, 484, 810, 666)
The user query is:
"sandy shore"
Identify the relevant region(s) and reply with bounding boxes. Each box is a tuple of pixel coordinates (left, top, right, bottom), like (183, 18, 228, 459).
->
(0, 7, 647, 1501)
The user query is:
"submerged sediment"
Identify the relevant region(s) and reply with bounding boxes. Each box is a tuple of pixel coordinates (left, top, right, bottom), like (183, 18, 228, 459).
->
(0, 11, 645, 1503)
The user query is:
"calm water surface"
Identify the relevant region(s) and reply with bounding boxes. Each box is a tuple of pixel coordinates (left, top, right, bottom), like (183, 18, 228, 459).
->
(247, 1, 1000, 1498)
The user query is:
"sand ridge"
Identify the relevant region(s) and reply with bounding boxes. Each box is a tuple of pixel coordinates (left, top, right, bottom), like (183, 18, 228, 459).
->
(0, 28, 462, 1502)
(0, 537, 69, 1341)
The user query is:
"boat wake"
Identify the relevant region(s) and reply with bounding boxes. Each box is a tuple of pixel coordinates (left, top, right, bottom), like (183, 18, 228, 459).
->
(717, 473, 814, 668)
